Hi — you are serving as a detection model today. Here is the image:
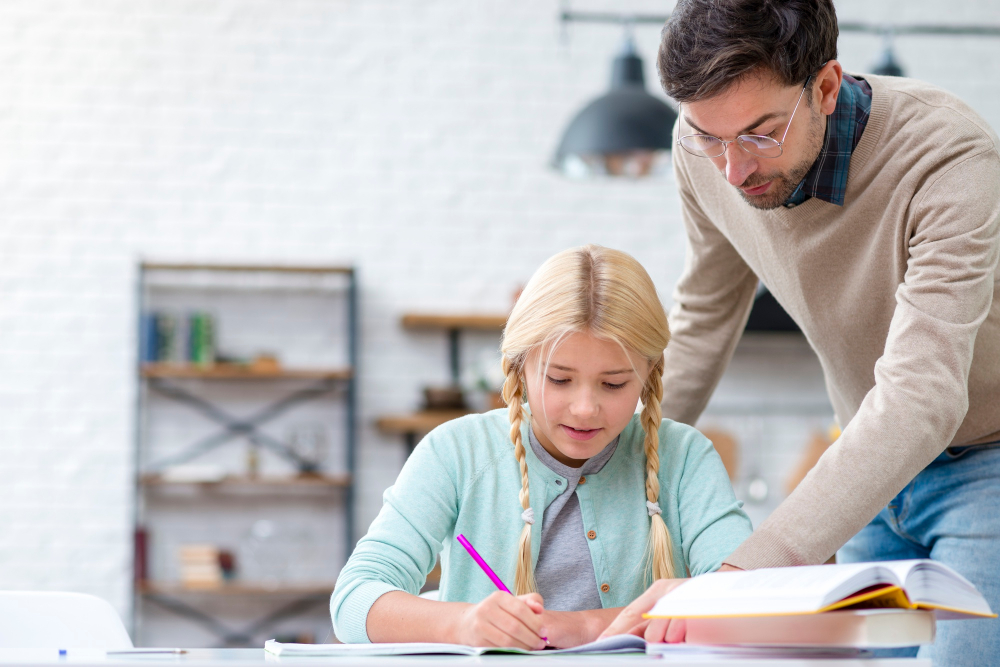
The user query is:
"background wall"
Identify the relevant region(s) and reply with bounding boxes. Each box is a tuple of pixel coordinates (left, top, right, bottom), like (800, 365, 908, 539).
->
(0, 0, 997, 643)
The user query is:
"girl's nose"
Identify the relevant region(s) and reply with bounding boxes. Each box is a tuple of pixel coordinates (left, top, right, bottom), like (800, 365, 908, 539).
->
(569, 390, 600, 418)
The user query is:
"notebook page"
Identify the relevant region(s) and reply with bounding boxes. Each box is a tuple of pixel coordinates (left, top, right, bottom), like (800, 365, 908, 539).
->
(264, 640, 478, 656)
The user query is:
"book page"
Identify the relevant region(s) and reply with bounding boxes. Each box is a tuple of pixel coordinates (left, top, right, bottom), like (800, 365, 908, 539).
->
(646, 563, 895, 617)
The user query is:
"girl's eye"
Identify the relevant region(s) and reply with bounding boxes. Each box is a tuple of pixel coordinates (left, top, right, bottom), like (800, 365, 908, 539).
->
(546, 376, 569, 385)
(604, 381, 627, 390)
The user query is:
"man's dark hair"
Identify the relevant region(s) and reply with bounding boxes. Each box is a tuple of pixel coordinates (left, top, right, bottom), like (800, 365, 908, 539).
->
(657, 0, 838, 102)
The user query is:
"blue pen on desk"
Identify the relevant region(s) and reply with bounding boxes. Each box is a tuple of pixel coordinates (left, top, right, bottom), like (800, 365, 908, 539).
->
(456, 534, 547, 643)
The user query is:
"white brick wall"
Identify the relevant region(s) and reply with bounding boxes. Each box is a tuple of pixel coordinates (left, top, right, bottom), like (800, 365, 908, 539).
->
(0, 0, 997, 643)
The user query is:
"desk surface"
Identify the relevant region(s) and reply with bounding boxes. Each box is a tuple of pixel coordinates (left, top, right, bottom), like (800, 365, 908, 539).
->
(0, 649, 930, 667)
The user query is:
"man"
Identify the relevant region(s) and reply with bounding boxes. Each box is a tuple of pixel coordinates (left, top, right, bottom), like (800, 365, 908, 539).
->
(603, 1, 1000, 663)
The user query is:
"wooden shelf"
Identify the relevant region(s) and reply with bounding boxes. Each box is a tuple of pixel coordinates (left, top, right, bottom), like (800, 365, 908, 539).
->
(141, 363, 352, 381)
(376, 410, 473, 435)
(401, 313, 508, 331)
(137, 581, 336, 596)
(141, 262, 352, 275)
(140, 474, 352, 488)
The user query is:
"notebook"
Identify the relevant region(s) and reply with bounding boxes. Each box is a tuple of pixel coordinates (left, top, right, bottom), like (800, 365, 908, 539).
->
(264, 634, 646, 657)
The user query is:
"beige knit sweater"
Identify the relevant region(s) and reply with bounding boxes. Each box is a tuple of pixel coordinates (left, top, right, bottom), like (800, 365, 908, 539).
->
(663, 74, 1000, 570)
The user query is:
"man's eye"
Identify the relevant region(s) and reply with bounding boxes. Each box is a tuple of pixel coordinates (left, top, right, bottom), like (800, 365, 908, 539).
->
(546, 376, 569, 385)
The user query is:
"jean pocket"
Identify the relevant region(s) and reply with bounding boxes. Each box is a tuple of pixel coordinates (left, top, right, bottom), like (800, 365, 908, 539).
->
(944, 439, 1000, 460)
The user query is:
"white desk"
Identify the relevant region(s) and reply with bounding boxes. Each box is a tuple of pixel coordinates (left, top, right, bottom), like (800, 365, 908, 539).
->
(0, 649, 930, 667)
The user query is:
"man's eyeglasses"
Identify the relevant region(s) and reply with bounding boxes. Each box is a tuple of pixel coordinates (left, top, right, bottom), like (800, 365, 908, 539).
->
(677, 76, 813, 159)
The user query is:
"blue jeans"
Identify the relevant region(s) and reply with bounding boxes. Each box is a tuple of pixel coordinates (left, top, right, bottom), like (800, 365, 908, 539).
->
(837, 444, 1000, 666)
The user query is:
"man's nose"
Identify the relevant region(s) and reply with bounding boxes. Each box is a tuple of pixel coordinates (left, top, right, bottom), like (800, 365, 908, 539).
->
(714, 144, 758, 187)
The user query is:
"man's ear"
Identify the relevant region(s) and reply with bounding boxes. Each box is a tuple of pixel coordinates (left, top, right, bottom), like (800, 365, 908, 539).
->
(814, 60, 843, 116)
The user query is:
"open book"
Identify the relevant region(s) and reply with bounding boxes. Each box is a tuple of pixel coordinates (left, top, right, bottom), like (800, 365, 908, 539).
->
(264, 634, 645, 657)
(646, 559, 995, 621)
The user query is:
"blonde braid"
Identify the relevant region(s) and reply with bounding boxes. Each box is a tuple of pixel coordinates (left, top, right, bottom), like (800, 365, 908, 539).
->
(640, 354, 676, 582)
(501, 357, 537, 595)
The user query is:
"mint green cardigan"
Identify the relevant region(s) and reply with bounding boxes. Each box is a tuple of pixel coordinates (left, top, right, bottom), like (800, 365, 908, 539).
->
(331, 409, 751, 643)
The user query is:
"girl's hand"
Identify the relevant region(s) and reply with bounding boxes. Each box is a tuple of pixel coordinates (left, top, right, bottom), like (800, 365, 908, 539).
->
(455, 591, 547, 649)
(599, 578, 689, 643)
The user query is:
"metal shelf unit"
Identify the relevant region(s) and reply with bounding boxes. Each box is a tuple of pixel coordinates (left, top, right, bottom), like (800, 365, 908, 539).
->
(132, 262, 358, 647)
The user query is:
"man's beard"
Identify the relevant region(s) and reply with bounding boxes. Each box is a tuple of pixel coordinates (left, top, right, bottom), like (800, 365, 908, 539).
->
(735, 113, 826, 210)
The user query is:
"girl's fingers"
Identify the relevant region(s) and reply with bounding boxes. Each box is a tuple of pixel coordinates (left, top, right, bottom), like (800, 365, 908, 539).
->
(665, 618, 687, 644)
(600, 578, 676, 638)
(495, 597, 546, 649)
(519, 593, 545, 616)
(500, 595, 545, 635)
(643, 618, 671, 643)
(626, 619, 651, 637)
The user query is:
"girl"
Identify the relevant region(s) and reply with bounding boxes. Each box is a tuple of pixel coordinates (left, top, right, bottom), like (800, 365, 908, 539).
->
(331, 245, 751, 648)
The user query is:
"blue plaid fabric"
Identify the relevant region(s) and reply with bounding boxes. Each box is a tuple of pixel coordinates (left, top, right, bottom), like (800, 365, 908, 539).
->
(784, 74, 872, 208)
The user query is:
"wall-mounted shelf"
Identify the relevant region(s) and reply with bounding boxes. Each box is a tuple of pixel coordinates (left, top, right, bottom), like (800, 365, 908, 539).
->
(140, 474, 352, 489)
(401, 313, 508, 331)
(138, 582, 337, 597)
(400, 312, 507, 385)
(141, 363, 352, 381)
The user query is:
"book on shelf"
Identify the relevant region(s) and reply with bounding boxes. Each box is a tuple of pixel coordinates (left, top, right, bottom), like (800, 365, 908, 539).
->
(686, 608, 935, 648)
(646, 559, 995, 621)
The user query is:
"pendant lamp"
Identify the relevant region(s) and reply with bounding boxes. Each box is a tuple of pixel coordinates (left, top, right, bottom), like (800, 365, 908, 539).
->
(553, 33, 677, 178)
(871, 31, 905, 76)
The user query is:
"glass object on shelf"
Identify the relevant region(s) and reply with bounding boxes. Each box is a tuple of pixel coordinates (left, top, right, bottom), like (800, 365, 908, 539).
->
(286, 423, 329, 474)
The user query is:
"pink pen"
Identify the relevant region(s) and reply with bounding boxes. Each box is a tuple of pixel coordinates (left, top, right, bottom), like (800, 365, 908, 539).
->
(456, 534, 547, 643)
(456, 534, 511, 593)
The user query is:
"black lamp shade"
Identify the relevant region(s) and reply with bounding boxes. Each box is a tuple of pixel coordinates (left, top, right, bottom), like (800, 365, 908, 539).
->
(554, 38, 677, 177)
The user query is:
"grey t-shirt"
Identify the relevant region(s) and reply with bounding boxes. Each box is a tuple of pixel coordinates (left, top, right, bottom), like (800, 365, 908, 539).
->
(529, 428, 618, 611)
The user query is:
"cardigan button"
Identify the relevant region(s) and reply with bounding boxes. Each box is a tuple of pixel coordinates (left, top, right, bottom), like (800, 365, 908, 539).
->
(587, 530, 597, 540)
(600, 583, 610, 593)
(578, 476, 586, 485)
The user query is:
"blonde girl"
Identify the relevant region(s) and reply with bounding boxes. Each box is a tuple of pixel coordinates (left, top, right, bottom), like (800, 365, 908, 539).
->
(332, 245, 751, 648)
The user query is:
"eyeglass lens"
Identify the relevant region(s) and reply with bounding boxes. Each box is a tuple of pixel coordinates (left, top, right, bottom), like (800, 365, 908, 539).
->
(679, 134, 782, 158)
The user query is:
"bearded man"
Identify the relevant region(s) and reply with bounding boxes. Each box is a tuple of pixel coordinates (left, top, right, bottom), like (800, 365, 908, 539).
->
(604, 2, 1000, 664)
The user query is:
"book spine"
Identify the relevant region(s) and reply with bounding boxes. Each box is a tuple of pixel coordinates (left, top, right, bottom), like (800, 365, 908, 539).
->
(140, 312, 159, 364)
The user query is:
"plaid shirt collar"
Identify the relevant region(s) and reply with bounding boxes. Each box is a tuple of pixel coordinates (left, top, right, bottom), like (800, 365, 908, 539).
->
(784, 74, 872, 208)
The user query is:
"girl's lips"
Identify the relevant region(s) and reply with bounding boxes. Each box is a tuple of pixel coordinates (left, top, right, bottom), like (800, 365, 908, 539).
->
(561, 424, 602, 441)
(742, 180, 772, 196)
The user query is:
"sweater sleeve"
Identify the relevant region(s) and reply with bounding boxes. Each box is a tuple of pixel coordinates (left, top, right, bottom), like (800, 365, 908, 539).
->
(725, 148, 1000, 569)
(669, 424, 754, 576)
(662, 149, 760, 426)
(330, 435, 461, 643)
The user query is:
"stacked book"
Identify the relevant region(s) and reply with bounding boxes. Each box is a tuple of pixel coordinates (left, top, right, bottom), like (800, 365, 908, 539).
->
(178, 544, 223, 589)
(644, 559, 995, 651)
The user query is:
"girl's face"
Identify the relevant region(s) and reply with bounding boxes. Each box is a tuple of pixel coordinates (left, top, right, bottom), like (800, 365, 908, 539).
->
(523, 331, 650, 468)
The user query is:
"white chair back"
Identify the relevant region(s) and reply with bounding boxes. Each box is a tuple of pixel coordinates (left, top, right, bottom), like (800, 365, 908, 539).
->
(0, 592, 133, 649)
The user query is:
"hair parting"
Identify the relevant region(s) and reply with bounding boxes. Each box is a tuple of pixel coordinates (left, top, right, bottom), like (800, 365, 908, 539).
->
(500, 245, 677, 593)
